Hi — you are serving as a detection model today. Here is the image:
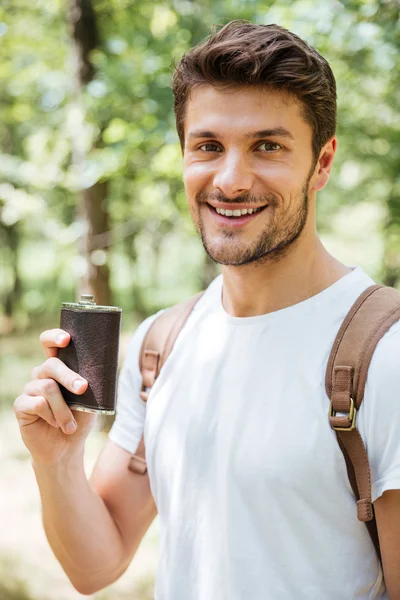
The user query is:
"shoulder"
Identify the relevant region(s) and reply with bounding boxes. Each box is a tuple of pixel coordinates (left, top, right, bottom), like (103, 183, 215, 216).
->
(122, 275, 221, 369)
(108, 310, 165, 454)
(367, 318, 400, 388)
(122, 309, 166, 373)
(360, 317, 400, 501)
(357, 309, 400, 418)
(365, 321, 400, 408)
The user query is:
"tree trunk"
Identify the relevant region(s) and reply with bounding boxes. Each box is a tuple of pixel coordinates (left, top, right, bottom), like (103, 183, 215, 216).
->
(82, 181, 112, 305)
(68, 0, 111, 306)
(1, 223, 22, 334)
(382, 198, 400, 289)
(383, 268, 399, 288)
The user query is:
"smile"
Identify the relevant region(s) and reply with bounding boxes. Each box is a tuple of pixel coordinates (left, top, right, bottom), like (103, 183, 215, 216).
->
(215, 206, 263, 217)
(206, 203, 268, 226)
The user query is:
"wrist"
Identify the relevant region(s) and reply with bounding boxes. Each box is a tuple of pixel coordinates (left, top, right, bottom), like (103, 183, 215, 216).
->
(32, 449, 85, 475)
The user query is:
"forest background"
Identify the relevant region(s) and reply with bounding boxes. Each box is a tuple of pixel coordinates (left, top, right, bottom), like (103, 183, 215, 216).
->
(0, 0, 399, 599)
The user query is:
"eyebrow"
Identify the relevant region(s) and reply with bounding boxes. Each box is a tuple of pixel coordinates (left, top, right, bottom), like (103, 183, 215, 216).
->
(187, 127, 295, 141)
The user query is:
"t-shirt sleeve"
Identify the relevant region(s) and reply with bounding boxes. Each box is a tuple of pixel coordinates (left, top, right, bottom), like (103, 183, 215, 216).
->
(360, 321, 400, 502)
(108, 310, 164, 455)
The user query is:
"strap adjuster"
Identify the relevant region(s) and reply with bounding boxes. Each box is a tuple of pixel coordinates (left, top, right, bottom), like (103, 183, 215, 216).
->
(329, 397, 357, 431)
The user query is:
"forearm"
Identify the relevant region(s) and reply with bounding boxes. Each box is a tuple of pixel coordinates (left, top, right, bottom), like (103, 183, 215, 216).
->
(33, 453, 125, 594)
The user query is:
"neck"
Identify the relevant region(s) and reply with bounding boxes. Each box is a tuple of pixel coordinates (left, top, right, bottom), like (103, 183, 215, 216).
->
(220, 231, 351, 318)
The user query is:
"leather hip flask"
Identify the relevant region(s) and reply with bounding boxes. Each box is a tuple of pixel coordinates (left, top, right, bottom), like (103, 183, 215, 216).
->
(58, 294, 122, 415)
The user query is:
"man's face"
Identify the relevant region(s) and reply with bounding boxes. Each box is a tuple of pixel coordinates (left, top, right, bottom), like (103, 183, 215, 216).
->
(183, 85, 319, 266)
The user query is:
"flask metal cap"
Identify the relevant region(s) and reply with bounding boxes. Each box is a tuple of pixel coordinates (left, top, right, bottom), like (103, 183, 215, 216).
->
(80, 294, 95, 304)
(61, 294, 121, 312)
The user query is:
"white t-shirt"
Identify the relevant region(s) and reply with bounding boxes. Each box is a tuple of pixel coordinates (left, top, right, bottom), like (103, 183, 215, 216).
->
(109, 266, 400, 599)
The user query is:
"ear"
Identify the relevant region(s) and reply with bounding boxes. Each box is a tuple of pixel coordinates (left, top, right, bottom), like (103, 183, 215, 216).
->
(310, 136, 337, 192)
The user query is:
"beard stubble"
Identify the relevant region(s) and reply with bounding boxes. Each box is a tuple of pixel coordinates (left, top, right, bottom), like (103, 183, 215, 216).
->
(193, 172, 313, 267)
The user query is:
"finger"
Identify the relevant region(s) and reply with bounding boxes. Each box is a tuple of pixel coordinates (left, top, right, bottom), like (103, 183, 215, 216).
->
(31, 357, 87, 395)
(14, 394, 59, 429)
(24, 377, 79, 434)
(39, 329, 71, 359)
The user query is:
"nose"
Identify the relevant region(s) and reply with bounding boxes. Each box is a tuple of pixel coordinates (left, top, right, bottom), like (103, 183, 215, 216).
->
(212, 150, 254, 198)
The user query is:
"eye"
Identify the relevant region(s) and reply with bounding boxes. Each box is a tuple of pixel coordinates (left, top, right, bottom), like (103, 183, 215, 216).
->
(257, 141, 282, 152)
(198, 143, 222, 152)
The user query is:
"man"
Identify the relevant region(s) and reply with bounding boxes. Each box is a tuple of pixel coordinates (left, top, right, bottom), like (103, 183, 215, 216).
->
(14, 20, 400, 599)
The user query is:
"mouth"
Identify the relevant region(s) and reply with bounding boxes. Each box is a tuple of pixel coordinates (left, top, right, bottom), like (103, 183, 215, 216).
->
(206, 203, 268, 226)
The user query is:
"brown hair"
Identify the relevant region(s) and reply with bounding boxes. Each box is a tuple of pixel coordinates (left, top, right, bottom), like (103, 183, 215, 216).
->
(172, 20, 337, 159)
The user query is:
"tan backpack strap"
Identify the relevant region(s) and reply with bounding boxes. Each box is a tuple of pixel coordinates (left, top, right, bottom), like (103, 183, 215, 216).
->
(129, 291, 204, 475)
(326, 284, 400, 405)
(326, 284, 400, 561)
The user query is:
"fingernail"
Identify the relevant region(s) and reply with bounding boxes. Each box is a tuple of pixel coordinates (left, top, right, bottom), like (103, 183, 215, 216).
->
(72, 378, 86, 391)
(65, 421, 76, 433)
(56, 334, 67, 344)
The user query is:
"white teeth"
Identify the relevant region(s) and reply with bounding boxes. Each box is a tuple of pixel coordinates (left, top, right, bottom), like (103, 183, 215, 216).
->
(215, 207, 260, 217)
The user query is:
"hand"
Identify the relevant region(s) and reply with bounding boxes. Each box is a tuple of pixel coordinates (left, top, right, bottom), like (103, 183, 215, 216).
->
(14, 329, 97, 466)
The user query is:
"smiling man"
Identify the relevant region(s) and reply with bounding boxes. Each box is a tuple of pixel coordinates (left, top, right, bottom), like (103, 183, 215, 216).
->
(15, 20, 400, 600)
(185, 90, 313, 268)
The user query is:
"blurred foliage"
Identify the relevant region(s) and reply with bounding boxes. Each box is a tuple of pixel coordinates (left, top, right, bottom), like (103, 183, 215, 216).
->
(0, 548, 155, 599)
(0, 0, 399, 335)
(0, 581, 33, 600)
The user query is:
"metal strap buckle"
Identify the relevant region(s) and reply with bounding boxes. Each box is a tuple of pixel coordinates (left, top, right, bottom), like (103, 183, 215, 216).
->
(329, 397, 357, 431)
